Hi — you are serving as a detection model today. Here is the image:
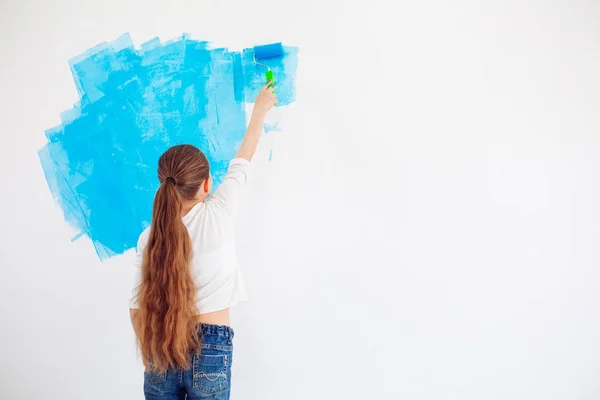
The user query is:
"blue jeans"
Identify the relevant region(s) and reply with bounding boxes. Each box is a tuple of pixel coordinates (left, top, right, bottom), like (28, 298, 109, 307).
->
(143, 324, 234, 399)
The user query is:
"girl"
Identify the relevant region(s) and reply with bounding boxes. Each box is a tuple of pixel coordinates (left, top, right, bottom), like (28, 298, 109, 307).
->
(129, 83, 278, 399)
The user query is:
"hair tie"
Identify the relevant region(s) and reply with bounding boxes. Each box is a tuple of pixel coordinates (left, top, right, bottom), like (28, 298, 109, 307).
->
(165, 176, 177, 185)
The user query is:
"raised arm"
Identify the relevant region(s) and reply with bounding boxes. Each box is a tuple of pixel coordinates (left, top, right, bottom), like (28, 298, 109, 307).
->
(210, 83, 277, 215)
(235, 82, 278, 161)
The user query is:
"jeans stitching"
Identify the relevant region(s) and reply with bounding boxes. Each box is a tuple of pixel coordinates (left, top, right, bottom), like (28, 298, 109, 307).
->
(193, 371, 228, 382)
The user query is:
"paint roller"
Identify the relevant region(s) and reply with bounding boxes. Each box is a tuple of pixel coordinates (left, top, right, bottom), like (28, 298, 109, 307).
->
(253, 43, 284, 88)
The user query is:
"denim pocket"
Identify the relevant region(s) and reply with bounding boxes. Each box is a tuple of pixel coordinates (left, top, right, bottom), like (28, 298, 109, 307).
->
(192, 352, 229, 394)
(144, 369, 167, 385)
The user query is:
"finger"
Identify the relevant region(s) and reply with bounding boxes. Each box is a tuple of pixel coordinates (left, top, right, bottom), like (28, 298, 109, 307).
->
(264, 81, 273, 90)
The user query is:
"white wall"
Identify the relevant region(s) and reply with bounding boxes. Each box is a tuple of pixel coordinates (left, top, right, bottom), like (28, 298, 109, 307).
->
(1, 0, 600, 399)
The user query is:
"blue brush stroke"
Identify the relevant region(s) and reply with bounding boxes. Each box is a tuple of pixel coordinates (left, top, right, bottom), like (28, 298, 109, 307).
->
(39, 33, 298, 259)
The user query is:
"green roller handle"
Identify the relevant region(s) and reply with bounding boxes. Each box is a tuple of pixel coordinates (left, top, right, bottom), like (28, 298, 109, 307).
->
(265, 70, 274, 88)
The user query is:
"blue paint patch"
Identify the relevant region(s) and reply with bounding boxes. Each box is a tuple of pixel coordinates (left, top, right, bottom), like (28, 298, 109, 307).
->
(264, 123, 282, 134)
(39, 33, 298, 259)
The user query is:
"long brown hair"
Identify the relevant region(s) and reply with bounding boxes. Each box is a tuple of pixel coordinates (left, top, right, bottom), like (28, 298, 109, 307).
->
(136, 144, 210, 373)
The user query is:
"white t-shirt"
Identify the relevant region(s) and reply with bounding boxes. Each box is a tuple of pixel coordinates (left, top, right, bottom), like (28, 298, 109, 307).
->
(130, 158, 250, 313)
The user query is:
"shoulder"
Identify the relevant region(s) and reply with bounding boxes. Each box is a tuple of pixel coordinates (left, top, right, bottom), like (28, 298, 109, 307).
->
(228, 158, 251, 178)
(204, 198, 235, 222)
(229, 157, 251, 168)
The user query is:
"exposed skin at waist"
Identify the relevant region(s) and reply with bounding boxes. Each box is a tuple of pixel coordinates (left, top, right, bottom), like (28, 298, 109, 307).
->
(195, 307, 230, 326)
(130, 307, 231, 339)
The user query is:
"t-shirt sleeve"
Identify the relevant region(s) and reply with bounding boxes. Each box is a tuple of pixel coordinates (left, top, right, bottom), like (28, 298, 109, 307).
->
(129, 229, 149, 309)
(209, 158, 251, 216)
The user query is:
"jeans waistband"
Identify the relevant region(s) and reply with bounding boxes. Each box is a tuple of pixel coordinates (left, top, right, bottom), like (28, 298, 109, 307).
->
(197, 323, 235, 339)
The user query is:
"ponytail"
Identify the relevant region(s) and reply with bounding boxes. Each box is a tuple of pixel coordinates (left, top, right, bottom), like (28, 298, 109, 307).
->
(137, 178, 200, 373)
